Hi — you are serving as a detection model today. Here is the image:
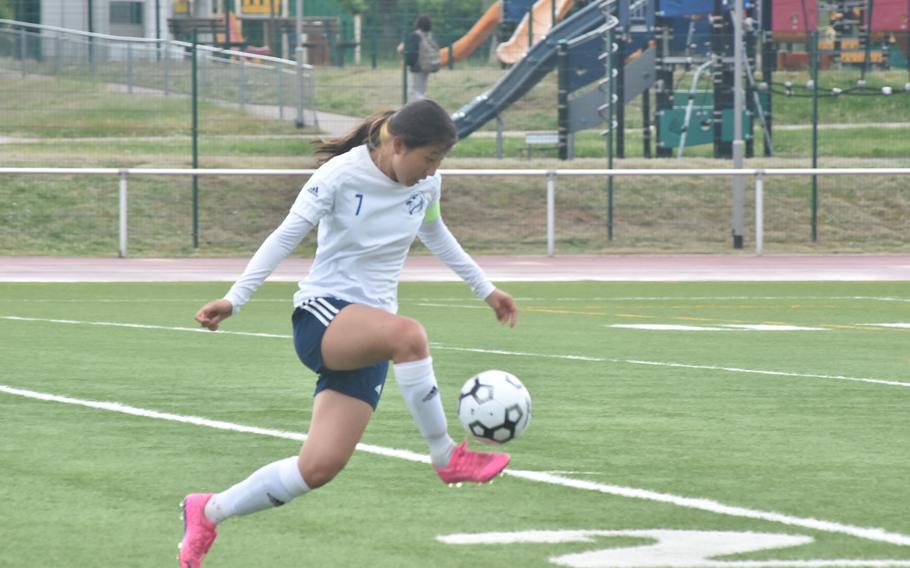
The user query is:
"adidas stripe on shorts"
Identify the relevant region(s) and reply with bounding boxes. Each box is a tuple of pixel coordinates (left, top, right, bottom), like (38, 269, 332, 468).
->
(291, 297, 389, 410)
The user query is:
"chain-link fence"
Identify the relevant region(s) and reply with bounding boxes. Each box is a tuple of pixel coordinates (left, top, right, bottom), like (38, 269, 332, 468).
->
(1, 4, 909, 256)
(0, 19, 317, 162)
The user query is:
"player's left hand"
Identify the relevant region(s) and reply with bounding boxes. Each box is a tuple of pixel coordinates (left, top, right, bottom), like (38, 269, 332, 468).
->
(485, 289, 518, 328)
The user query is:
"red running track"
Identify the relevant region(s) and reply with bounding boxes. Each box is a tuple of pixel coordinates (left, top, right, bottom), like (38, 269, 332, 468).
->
(1, 255, 909, 282)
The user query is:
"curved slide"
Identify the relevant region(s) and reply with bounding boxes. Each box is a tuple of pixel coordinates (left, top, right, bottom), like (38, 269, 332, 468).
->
(496, 0, 576, 65)
(439, 2, 501, 66)
(452, 0, 608, 139)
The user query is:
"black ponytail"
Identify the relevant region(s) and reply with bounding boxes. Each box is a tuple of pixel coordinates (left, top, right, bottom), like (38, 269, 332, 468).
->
(313, 109, 394, 164)
(314, 99, 457, 164)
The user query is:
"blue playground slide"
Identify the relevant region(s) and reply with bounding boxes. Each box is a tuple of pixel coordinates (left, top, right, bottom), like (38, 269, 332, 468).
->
(451, 0, 609, 139)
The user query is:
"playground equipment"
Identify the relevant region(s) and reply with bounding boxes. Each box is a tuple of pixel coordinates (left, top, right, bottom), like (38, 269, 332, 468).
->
(774, 0, 909, 70)
(439, 2, 501, 66)
(451, 0, 909, 160)
(496, 0, 578, 64)
(451, 0, 609, 141)
(452, 0, 765, 160)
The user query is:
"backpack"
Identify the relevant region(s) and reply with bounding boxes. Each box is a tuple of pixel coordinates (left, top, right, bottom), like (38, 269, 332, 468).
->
(416, 31, 441, 73)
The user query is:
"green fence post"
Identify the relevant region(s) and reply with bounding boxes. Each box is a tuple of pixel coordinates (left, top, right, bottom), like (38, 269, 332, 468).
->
(447, 0, 454, 69)
(811, 30, 818, 243)
(371, 0, 378, 69)
(401, 29, 408, 104)
(607, 26, 614, 242)
(192, 31, 200, 249)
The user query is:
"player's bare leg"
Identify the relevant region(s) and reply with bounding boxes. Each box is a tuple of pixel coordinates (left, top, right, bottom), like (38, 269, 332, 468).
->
(322, 304, 508, 483)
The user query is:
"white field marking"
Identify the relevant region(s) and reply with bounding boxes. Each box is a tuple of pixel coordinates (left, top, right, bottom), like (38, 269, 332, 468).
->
(4, 315, 909, 390)
(434, 345, 910, 389)
(620, 359, 910, 389)
(411, 296, 910, 304)
(0, 384, 428, 465)
(0, 298, 293, 304)
(437, 529, 910, 567)
(3, 383, 910, 549)
(722, 324, 828, 331)
(861, 323, 910, 329)
(3, 295, 907, 305)
(0, 316, 291, 339)
(612, 324, 732, 331)
(609, 324, 828, 332)
(415, 302, 487, 310)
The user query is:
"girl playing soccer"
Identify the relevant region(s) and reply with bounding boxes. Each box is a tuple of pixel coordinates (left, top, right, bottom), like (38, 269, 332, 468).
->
(180, 99, 518, 567)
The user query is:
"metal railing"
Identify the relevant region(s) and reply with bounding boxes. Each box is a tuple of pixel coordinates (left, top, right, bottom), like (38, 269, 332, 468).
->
(2, 166, 908, 258)
(0, 19, 317, 127)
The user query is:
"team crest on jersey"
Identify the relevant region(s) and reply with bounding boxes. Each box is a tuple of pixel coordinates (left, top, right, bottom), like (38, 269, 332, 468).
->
(406, 191, 428, 216)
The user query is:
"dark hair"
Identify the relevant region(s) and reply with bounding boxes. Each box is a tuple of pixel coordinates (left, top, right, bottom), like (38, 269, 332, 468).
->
(415, 15, 432, 32)
(314, 99, 457, 164)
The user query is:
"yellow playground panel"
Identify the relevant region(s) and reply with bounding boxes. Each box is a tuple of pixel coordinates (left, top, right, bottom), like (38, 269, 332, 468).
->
(840, 50, 885, 63)
(241, 0, 283, 16)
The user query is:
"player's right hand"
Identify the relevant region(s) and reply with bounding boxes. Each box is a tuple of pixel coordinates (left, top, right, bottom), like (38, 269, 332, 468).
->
(195, 299, 233, 331)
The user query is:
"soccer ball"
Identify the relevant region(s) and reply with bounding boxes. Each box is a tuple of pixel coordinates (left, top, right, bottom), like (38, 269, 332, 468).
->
(457, 370, 531, 444)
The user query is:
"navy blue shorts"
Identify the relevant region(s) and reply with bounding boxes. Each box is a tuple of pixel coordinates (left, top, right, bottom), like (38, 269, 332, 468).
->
(291, 297, 389, 410)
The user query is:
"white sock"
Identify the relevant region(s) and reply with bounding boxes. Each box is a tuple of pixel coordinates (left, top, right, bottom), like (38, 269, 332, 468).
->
(204, 456, 311, 525)
(393, 357, 456, 468)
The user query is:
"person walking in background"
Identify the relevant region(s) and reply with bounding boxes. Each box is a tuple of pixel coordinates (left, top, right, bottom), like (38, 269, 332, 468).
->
(399, 16, 440, 101)
(179, 99, 518, 567)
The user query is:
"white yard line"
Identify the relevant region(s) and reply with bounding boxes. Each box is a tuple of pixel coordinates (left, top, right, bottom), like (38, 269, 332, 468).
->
(416, 296, 910, 304)
(2, 382, 910, 548)
(1, 295, 908, 304)
(3, 315, 909, 389)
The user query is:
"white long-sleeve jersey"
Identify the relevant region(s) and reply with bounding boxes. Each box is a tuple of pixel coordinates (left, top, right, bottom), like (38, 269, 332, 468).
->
(224, 144, 495, 314)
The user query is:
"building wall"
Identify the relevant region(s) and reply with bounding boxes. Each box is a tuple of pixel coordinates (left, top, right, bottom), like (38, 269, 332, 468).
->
(40, 0, 173, 39)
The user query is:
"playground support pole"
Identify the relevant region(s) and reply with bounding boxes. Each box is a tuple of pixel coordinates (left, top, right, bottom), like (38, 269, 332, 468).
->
(642, 88, 651, 158)
(860, 0, 874, 84)
(192, 31, 199, 250)
(295, 0, 306, 128)
(761, 0, 774, 156)
(224, 0, 231, 50)
(557, 40, 569, 161)
(811, 31, 819, 242)
(731, 0, 745, 250)
(655, 23, 673, 157)
(528, 12, 533, 52)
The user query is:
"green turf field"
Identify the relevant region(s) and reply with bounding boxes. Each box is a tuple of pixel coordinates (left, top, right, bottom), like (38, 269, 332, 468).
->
(1, 280, 909, 567)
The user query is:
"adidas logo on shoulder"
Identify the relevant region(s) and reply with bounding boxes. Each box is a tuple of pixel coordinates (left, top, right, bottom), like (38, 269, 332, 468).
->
(307, 186, 319, 197)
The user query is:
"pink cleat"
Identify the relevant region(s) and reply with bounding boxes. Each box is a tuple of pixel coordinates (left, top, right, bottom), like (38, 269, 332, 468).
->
(179, 493, 218, 568)
(434, 441, 510, 484)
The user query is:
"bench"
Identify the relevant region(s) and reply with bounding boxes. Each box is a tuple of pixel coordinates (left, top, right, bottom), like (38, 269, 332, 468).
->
(518, 131, 560, 160)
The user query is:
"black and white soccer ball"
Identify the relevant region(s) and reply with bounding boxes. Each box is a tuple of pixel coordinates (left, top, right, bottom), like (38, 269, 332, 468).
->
(457, 370, 531, 444)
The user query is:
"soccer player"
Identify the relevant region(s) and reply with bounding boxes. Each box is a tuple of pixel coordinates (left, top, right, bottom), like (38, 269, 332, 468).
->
(180, 99, 518, 567)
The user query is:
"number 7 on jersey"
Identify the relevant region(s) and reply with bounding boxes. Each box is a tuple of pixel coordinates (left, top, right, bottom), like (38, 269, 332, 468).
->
(354, 193, 364, 216)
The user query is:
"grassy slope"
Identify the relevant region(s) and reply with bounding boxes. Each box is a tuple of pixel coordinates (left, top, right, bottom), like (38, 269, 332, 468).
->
(0, 73, 908, 256)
